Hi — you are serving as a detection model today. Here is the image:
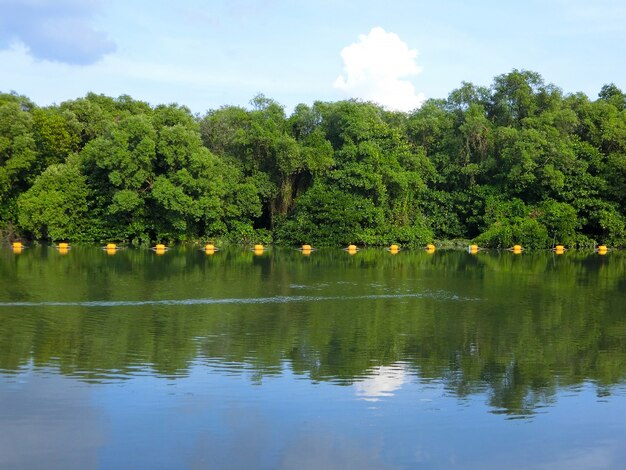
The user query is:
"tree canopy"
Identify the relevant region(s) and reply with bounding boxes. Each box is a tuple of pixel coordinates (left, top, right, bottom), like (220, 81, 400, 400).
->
(1, 70, 625, 247)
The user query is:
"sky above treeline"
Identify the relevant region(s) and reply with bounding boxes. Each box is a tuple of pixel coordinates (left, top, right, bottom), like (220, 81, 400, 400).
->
(1, 0, 625, 113)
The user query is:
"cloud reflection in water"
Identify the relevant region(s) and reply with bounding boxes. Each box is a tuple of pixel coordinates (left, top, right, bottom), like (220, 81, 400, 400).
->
(354, 363, 407, 402)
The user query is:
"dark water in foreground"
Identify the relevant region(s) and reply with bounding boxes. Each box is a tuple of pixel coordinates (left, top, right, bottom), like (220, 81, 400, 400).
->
(1, 246, 626, 469)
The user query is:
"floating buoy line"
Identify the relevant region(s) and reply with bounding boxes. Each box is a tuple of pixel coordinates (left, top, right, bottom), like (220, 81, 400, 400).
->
(5, 243, 619, 256)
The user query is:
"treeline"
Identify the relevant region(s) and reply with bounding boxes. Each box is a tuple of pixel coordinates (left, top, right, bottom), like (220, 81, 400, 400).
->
(1, 70, 625, 247)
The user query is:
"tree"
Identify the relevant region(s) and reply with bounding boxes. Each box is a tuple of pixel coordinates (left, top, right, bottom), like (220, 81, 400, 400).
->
(0, 97, 37, 226)
(2, 71, 625, 248)
(32, 106, 81, 167)
(17, 157, 89, 240)
(599, 83, 625, 111)
(489, 69, 544, 126)
(78, 103, 262, 242)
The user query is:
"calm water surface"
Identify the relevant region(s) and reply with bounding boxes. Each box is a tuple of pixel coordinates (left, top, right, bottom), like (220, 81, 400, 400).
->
(1, 246, 626, 469)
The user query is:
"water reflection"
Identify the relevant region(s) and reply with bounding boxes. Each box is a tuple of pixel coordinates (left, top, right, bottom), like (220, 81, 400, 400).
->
(0, 368, 104, 468)
(276, 432, 397, 470)
(354, 363, 407, 402)
(1, 246, 625, 418)
(2, 247, 626, 467)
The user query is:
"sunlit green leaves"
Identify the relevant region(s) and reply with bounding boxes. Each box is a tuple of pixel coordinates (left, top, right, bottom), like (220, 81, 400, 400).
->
(1, 73, 626, 246)
(17, 158, 89, 240)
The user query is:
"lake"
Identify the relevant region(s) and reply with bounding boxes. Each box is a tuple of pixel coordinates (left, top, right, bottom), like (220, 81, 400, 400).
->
(1, 246, 626, 469)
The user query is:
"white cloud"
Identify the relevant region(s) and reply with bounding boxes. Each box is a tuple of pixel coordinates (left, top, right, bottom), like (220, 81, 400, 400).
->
(0, 0, 115, 65)
(334, 27, 425, 112)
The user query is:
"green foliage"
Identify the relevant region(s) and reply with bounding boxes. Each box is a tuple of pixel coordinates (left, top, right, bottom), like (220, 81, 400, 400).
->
(0, 97, 37, 225)
(2, 70, 626, 247)
(475, 217, 549, 249)
(76, 102, 263, 243)
(474, 198, 550, 248)
(274, 182, 379, 245)
(32, 107, 81, 167)
(536, 199, 579, 245)
(17, 157, 89, 240)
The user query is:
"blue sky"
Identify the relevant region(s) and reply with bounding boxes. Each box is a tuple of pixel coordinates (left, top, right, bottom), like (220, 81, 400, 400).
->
(1, 0, 625, 113)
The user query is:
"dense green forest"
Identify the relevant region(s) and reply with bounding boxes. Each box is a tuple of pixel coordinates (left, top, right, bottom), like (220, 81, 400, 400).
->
(1, 70, 625, 247)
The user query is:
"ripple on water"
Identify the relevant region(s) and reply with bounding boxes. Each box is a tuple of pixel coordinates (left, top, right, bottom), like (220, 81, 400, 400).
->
(0, 291, 481, 309)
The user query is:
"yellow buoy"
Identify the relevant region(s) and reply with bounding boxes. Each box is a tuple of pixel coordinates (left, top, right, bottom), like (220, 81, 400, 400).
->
(12, 241, 22, 249)
(106, 243, 117, 250)
(58, 242, 69, 250)
(254, 244, 264, 251)
(302, 244, 312, 251)
(203, 243, 218, 254)
(597, 245, 608, 255)
(512, 245, 522, 254)
(155, 244, 166, 250)
(554, 245, 565, 254)
(426, 243, 435, 253)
